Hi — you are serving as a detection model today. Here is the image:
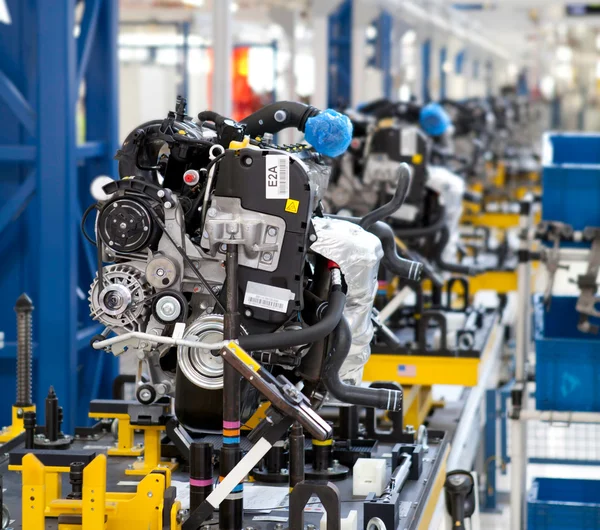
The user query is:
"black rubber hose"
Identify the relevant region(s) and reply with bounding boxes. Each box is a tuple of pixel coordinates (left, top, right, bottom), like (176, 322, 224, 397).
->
(240, 101, 320, 137)
(323, 316, 402, 411)
(359, 163, 413, 231)
(328, 215, 423, 282)
(392, 207, 448, 239)
(237, 288, 346, 352)
(433, 226, 482, 276)
(367, 222, 423, 282)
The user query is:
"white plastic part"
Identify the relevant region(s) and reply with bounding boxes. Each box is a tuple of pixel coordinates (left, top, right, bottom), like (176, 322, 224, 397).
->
(320, 510, 358, 530)
(90, 175, 116, 201)
(352, 458, 387, 497)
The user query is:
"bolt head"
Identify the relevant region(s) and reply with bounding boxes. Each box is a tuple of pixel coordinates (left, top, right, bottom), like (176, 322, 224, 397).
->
(267, 227, 278, 237)
(157, 190, 165, 198)
(164, 201, 172, 209)
(263, 252, 273, 262)
(147, 491, 153, 497)
(207, 208, 217, 218)
(309, 234, 317, 242)
(219, 244, 227, 253)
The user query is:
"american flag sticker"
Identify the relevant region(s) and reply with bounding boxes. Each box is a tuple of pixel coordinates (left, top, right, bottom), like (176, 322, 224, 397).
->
(397, 364, 417, 377)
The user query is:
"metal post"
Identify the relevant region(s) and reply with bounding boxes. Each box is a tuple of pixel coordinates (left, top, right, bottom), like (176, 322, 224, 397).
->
(289, 422, 305, 490)
(221, 244, 242, 530)
(510, 196, 533, 530)
(14, 294, 34, 407)
(212, 0, 232, 117)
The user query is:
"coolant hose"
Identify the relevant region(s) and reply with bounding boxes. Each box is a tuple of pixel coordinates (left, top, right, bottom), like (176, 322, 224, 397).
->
(238, 288, 346, 352)
(367, 222, 423, 282)
(241, 102, 320, 137)
(323, 316, 402, 411)
(327, 215, 423, 282)
(433, 226, 482, 276)
(359, 163, 413, 231)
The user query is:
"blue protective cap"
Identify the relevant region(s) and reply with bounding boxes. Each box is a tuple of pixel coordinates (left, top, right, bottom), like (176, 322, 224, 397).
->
(304, 109, 353, 158)
(419, 103, 452, 137)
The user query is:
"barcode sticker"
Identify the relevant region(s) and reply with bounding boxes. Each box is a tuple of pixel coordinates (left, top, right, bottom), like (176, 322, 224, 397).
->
(244, 281, 295, 314)
(265, 155, 289, 199)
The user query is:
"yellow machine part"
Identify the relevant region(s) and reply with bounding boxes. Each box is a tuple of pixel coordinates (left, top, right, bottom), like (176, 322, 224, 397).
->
(0, 404, 35, 443)
(88, 412, 143, 457)
(20, 453, 181, 530)
(402, 385, 434, 428)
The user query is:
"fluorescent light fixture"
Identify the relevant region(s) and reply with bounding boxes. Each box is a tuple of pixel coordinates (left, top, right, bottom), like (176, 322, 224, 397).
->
(182, 0, 205, 6)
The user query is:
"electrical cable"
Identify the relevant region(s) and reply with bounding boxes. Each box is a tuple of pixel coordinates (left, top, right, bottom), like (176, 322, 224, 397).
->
(81, 203, 98, 246)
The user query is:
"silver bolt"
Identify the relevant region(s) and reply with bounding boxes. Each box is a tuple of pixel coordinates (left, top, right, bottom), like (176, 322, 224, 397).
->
(267, 227, 278, 237)
(274, 524, 285, 530)
(143, 226, 149, 232)
(139, 389, 152, 402)
(156, 384, 168, 395)
(245, 309, 252, 317)
(309, 234, 317, 242)
(157, 190, 165, 198)
(262, 252, 273, 262)
(155, 296, 181, 322)
(120, 222, 127, 229)
(333, 459, 339, 466)
(242, 157, 253, 167)
(274, 110, 287, 123)
(219, 244, 227, 253)
(156, 268, 165, 277)
(207, 208, 217, 218)
(164, 201, 172, 209)
(147, 491, 153, 498)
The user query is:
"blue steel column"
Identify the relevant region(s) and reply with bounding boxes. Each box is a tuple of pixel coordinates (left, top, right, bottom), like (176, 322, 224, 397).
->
(376, 11, 393, 100)
(483, 389, 498, 512)
(36, 0, 79, 430)
(421, 39, 431, 103)
(0, 0, 118, 431)
(439, 46, 447, 100)
(328, 0, 352, 109)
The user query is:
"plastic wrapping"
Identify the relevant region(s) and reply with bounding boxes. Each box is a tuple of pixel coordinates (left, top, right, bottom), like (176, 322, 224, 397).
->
(310, 217, 383, 384)
(419, 103, 452, 137)
(302, 158, 332, 203)
(427, 165, 465, 264)
(305, 109, 353, 158)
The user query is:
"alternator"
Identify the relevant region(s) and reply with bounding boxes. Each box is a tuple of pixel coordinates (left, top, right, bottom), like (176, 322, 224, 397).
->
(89, 263, 152, 332)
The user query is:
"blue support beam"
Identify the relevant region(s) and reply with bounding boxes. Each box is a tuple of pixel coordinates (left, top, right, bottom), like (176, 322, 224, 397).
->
(483, 389, 499, 512)
(455, 49, 466, 76)
(421, 39, 432, 102)
(439, 46, 448, 100)
(0, 169, 35, 236)
(0, 0, 118, 432)
(36, 0, 79, 430)
(375, 11, 393, 100)
(328, 0, 352, 109)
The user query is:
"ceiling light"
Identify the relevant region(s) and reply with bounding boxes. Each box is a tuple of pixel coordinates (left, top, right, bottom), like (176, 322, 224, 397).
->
(182, 0, 205, 7)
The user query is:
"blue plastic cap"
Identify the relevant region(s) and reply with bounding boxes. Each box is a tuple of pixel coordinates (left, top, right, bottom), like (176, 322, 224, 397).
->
(304, 109, 353, 158)
(419, 103, 452, 137)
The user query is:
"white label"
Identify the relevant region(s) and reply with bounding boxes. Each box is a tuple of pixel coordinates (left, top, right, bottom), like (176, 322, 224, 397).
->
(253, 516, 289, 522)
(401, 127, 418, 157)
(265, 155, 289, 199)
(244, 281, 295, 314)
